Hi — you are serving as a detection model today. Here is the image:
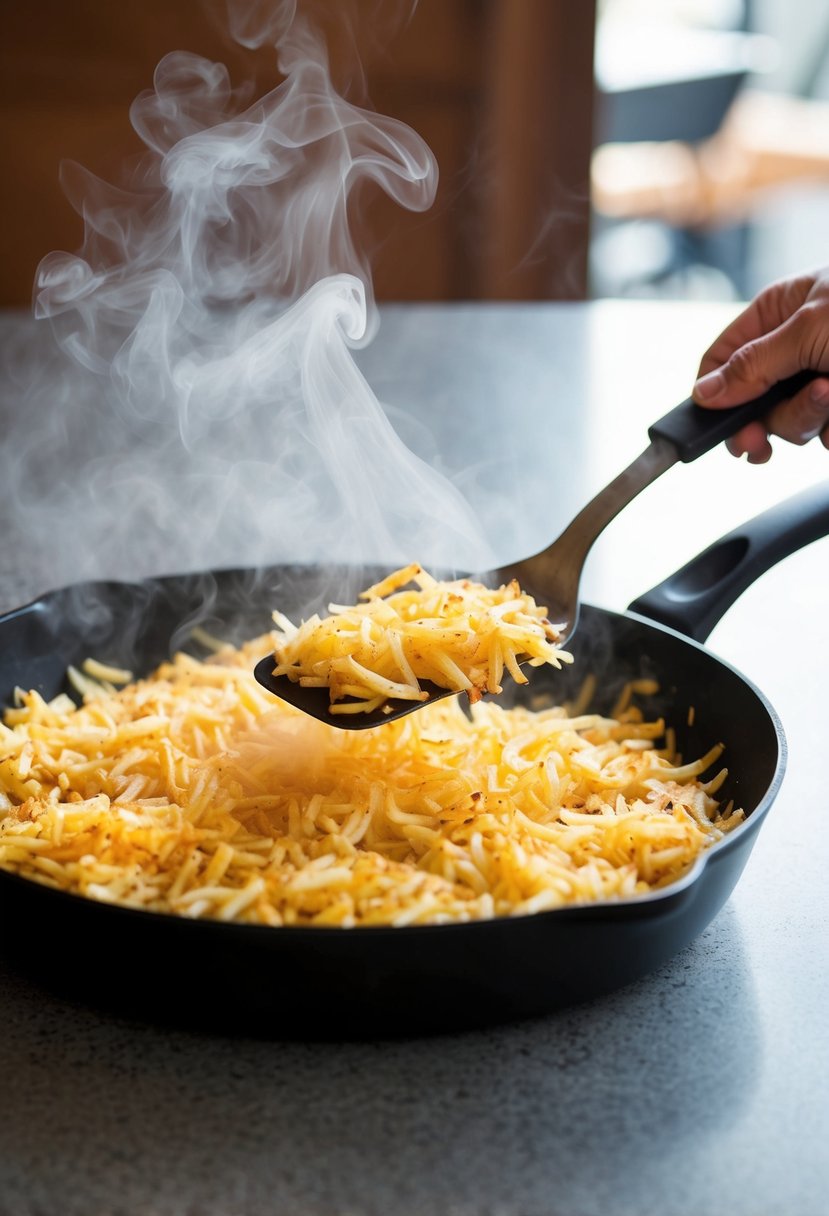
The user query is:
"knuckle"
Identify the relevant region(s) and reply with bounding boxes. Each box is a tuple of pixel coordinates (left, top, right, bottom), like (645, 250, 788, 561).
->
(725, 342, 769, 386)
(790, 301, 820, 336)
(788, 304, 829, 368)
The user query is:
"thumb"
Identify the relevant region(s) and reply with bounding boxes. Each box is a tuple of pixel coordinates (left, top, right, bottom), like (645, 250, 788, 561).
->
(692, 316, 809, 407)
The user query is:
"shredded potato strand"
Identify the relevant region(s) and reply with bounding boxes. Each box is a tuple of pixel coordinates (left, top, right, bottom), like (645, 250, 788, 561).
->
(269, 564, 573, 711)
(0, 627, 744, 927)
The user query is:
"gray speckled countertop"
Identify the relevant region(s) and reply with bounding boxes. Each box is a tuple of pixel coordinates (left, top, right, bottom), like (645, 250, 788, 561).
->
(1, 302, 827, 1216)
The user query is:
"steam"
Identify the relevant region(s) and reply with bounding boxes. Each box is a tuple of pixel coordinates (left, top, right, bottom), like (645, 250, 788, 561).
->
(5, 0, 493, 601)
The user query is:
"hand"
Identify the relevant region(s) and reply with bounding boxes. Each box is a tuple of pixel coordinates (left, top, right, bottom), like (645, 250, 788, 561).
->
(692, 268, 829, 462)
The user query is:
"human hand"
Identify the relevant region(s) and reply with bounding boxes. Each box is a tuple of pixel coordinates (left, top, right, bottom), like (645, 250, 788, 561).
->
(692, 268, 829, 462)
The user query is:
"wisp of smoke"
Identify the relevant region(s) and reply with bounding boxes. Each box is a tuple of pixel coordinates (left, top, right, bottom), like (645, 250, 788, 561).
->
(3, 0, 493, 601)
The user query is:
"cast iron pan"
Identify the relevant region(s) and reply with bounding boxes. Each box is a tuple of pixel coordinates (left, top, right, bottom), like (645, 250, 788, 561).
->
(0, 481, 827, 1036)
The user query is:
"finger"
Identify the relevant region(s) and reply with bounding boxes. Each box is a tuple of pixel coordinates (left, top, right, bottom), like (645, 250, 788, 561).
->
(696, 298, 770, 379)
(696, 274, 815, 379)
(726, 421, 772, 463)
(763, 376, 829, 444)
(723, 378, 829, 462)
(692, 310, 815, 408)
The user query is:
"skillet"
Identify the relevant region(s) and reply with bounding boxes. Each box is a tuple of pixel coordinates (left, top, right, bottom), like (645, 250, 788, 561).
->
(0, 480, 826, 1036)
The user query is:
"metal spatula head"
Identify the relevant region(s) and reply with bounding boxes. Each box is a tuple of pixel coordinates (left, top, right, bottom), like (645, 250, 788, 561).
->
(255, 373, 813, 729)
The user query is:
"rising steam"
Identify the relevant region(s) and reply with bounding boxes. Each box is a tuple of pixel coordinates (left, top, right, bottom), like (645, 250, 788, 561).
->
(4, 0, 492, 602)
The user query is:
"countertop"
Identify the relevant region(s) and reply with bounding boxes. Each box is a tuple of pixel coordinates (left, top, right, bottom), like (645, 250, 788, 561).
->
(0, 300, 827, 1216)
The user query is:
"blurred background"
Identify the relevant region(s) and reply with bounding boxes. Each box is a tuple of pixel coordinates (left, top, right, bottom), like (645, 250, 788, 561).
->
(2, 0, 829, 307)
(592, 0, 829, 302)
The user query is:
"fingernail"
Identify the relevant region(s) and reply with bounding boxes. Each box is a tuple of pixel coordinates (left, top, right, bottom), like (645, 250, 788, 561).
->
(694, 369, 726, 401)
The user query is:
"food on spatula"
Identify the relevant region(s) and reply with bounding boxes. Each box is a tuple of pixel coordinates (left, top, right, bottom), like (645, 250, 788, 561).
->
(269, 563, 573, 715)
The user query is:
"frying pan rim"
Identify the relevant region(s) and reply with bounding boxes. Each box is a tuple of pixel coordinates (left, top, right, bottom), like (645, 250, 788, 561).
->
(0, 571, 787, 938)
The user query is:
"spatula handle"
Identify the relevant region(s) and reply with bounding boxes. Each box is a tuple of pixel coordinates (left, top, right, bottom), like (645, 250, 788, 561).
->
(648, 370, 816, 463)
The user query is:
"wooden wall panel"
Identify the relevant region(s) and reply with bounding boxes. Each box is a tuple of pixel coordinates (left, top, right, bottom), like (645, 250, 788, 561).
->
(0, 0, 595, 305)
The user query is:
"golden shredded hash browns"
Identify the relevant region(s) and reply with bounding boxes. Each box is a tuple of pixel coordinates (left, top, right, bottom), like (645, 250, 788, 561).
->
(0, 628, 743, 927)
(269, 564, 572, 714)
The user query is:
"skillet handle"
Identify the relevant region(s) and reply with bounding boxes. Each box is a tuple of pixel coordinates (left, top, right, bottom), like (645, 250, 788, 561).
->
(648, 370, 815, 462)
(628, 480, 829, 643)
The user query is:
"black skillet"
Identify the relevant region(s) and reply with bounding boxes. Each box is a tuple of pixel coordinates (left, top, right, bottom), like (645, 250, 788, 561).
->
(0, 480, 827, 1036)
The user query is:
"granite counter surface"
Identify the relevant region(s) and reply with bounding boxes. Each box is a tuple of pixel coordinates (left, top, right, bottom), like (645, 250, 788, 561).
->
(0, 301, 826, 1216)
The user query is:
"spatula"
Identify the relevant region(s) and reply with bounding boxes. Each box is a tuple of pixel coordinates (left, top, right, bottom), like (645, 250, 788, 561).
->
(255, 372, 812, 728)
